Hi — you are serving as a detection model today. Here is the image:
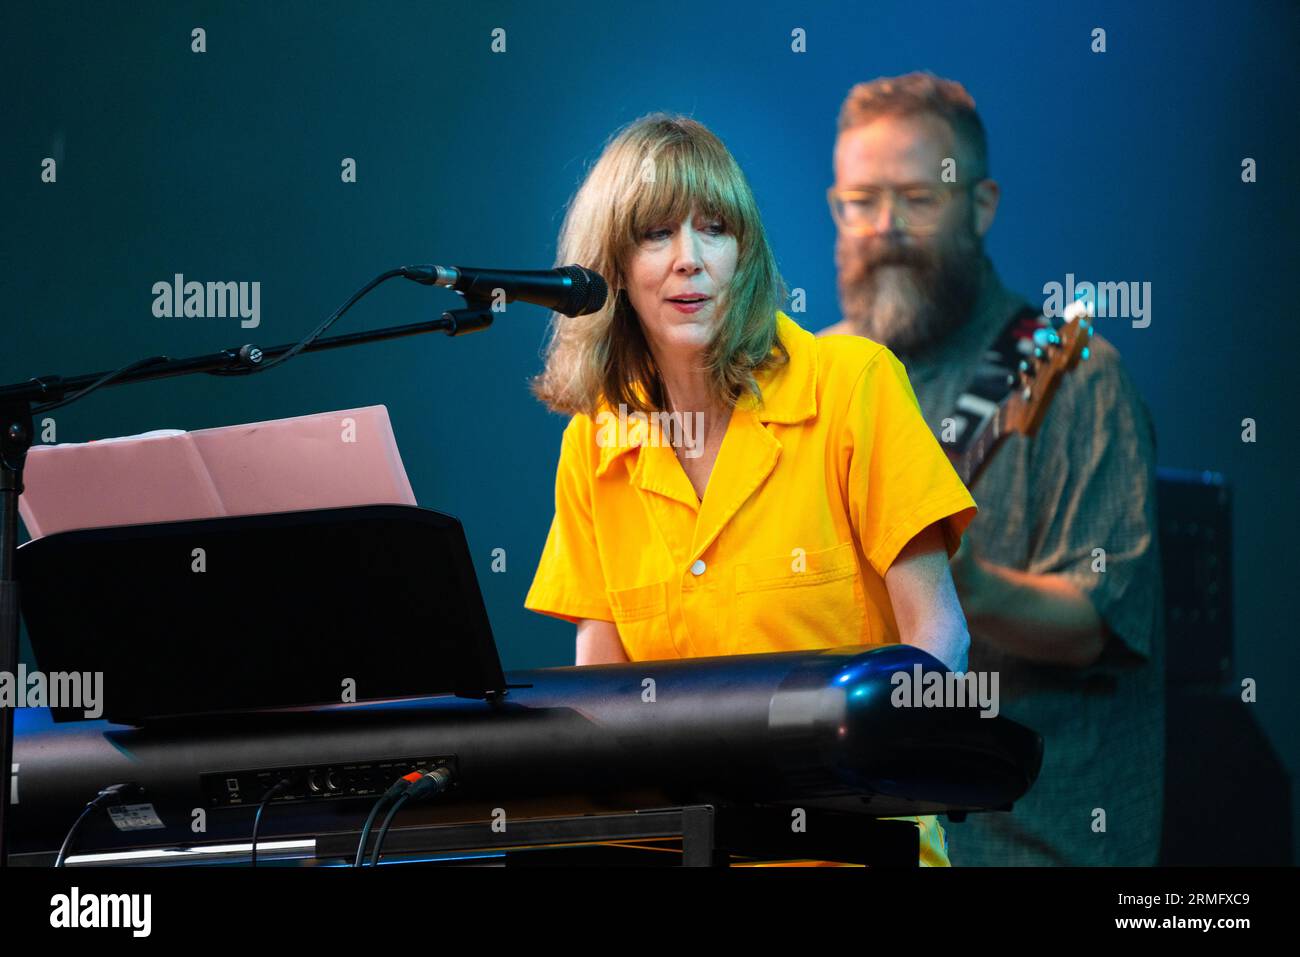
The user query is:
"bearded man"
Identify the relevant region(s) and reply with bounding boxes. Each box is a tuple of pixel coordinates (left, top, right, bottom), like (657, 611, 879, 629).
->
(820, 72, 1165, 866)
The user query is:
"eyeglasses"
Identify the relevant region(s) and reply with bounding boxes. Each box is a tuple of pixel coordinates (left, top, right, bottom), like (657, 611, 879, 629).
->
(827, 182, 972, 236)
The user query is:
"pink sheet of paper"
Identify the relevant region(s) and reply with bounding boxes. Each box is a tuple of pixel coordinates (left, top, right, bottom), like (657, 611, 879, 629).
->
(18, 405, 417, 539)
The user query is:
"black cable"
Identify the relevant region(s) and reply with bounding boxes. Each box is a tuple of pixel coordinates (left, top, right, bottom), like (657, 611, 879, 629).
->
(54, 783, 143, 867)
(32, 266, 407, 418)
(353, 772, 421, 867)
(368, 793, 411, 867)
(53, 804, 98, 868)
(354, 794, 393, 868)
(209, 268, 405, 377)
(31, 356, 170, 415)
(250, 778, 292, 867)
(368, 767, 456, 867)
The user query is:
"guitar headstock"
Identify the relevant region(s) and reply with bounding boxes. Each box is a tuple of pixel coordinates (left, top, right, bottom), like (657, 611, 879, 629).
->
(1003, 300, 1093, 438)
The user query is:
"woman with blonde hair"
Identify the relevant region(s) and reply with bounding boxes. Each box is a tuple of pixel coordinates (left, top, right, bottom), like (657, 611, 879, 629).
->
(525, 114, 976, 866)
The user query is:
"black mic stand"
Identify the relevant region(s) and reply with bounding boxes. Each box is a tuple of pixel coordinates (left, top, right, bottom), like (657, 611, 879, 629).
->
(0, 285, 498, 865)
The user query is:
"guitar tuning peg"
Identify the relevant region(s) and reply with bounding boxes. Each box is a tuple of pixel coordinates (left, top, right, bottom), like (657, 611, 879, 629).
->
(1032, 328, 1052, 347)
(1021, 386, 1032, 401)
(1018, 359, 1030, 373)
(1082, 346, 1091, 361)
(1087, 325, 1094, 338)
(1033, 347, 1045, 359)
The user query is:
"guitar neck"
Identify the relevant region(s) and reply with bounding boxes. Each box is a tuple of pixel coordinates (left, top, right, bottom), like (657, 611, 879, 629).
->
(956, 404, 1011, 489)
(956, 364, 1074, 488)
(948, 307, 1088, 491)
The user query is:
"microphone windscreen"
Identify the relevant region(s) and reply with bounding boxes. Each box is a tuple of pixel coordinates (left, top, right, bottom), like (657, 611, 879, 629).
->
(557, 265, 608, 317)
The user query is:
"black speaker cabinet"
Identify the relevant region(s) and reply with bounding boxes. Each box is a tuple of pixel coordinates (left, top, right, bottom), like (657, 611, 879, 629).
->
(1156, 469, 1232, 688)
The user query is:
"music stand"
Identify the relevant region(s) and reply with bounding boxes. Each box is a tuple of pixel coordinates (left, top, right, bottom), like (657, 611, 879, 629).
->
(16, 504, 509, 725)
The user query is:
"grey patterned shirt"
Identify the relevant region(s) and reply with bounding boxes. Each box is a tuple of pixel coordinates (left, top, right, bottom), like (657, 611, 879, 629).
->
(902, 259, 1165, 866)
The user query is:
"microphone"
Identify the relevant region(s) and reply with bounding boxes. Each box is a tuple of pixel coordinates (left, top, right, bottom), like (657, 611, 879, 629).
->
(400, 263, 608, 318)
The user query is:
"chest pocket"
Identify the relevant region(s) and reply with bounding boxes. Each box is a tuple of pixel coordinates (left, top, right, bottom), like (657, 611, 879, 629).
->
(729, 541, 869, 654)
(606, 580, 676, 661)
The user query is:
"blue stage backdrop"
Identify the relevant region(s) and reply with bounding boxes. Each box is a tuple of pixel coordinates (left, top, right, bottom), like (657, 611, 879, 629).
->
(4, 1, 1297, 856)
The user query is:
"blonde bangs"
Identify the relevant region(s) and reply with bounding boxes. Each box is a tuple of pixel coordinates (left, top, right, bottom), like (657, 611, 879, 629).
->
(533, 114, 787, 418)
(618, 137, 750, 255)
